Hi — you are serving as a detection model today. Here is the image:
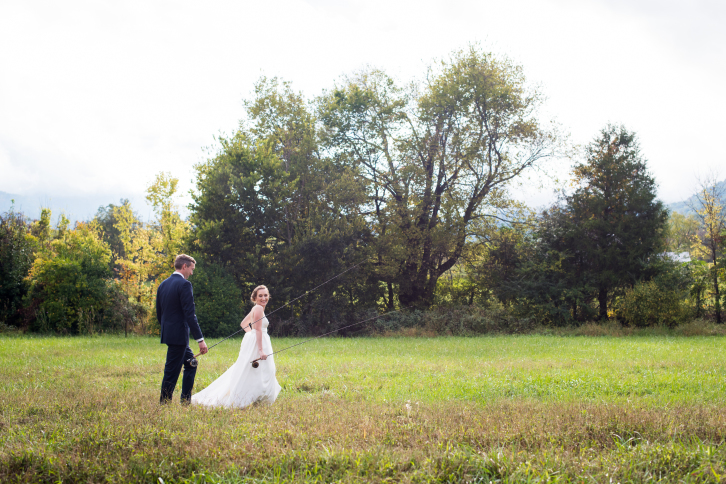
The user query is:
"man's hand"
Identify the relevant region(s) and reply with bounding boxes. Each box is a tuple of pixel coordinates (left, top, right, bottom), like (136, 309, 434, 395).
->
(198, 341, 208, 355)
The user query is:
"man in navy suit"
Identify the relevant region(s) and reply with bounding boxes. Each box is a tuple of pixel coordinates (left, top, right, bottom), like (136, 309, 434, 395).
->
(157, 254, 208, 404)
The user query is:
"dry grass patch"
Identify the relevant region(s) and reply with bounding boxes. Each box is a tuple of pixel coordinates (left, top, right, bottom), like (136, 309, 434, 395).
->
(674, 319, 726, 337)
(2, 387, 726, 483)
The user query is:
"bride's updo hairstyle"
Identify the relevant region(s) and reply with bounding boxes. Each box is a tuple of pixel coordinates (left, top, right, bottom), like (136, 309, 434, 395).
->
(251, 285, 270, 304)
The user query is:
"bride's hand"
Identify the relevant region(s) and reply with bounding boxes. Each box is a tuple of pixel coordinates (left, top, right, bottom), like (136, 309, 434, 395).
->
(258, 350, 267, 360)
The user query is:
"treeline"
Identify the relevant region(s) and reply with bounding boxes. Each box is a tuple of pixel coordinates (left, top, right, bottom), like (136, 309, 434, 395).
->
(1, 47, 725, 336)
(0, 173, 189, 336)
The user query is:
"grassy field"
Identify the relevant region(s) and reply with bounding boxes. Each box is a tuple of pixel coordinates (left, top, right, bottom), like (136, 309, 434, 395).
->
(1, 334, 726, 483)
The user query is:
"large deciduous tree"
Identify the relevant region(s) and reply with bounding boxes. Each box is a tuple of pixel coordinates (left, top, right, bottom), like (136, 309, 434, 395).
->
(189, 79, 374, 332)
(189, 131, 293, 287)
(318, 46, 558, 308)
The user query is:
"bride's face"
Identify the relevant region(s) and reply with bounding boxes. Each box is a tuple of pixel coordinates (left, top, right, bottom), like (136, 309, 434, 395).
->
(256, 288, 270, 308)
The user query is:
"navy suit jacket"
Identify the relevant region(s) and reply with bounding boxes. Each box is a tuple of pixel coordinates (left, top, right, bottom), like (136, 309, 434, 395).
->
(156, 273, 204, 346)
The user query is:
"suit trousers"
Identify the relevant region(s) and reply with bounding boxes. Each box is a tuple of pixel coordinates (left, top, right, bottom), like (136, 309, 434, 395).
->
(160, 344, 197, 404)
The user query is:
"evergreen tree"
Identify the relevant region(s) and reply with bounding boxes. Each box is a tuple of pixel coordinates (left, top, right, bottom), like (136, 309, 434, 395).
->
(564, 125, 668, 318)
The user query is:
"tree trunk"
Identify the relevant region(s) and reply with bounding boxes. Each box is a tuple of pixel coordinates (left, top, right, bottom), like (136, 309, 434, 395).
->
(695, 289, 702, 318)
(397, 266, 436, 309)
(386, 282, 395, 311)
(713, 265, 722, 324)
(398, 278, 430, 308)
(598, 287, 608, 320)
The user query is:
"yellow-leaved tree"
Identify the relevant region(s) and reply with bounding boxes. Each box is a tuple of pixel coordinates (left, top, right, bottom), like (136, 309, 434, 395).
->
(26, 212, 113, 334)
(146, 172, 190, 278)
(114, 203, 161, 335)
(113, 172, 189, 335)
(688, 175, 726, 324)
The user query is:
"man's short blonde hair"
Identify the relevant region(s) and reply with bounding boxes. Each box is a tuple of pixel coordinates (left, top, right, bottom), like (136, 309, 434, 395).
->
(174, 254, 197, 270)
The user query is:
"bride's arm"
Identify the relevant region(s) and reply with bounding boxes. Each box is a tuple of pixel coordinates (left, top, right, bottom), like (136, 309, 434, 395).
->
(251, 306, 267, 360)
(240, 311, 253, 332)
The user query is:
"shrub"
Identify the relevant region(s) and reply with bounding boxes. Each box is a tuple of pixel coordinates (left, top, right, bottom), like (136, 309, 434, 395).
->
(369, 305, 536, 335)
(101, 282, 148, 335)
(267, 305, 536, 337)
(25, 221, 113, 334)
(617, 280, 690, 327)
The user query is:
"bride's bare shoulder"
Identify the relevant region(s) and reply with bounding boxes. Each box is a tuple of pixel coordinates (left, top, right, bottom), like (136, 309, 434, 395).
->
(250, 304, 266, 322)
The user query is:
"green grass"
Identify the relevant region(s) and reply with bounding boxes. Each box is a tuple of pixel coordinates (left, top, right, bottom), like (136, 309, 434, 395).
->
(2, 334, 726, 482)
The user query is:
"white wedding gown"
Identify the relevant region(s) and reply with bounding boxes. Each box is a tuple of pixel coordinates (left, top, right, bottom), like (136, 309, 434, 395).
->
(192, 315, 281, 408)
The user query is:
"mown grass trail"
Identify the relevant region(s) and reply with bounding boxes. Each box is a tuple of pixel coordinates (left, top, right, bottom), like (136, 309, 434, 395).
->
(2, 335, 726, 482)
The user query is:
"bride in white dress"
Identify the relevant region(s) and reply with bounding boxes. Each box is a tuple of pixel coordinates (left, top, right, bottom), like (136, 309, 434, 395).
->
(192, 285, 282, 408)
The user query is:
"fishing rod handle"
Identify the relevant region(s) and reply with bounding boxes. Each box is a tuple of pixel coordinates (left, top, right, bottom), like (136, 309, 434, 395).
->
(250, 353, 271, 368)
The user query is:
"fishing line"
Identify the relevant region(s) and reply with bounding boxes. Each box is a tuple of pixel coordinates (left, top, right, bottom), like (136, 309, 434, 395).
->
(187, 261, 363, 367)
(249, 306, 411, 368)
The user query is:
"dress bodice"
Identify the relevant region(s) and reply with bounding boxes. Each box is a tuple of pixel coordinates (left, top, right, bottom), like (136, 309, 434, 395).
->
(255, 305, 269, 332)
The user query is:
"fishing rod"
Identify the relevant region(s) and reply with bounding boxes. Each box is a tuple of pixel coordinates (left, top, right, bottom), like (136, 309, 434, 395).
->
(249, 306, 411, 368)
(187, 261, 363, 367)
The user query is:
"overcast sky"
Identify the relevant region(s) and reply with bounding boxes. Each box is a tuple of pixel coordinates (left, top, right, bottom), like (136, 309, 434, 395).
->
(1, 0, 724, 216)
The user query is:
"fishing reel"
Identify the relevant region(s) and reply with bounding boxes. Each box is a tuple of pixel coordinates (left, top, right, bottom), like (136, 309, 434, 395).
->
(187, 357, 198, 368)
(250, 355, 267, 368)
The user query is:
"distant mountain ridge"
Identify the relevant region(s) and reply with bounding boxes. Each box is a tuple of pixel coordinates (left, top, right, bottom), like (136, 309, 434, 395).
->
(667, 179, 726, 216)
(0, 191, 151, 224)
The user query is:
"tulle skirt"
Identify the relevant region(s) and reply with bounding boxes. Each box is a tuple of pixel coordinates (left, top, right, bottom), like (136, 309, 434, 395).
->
(192, 330, 281, 408)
